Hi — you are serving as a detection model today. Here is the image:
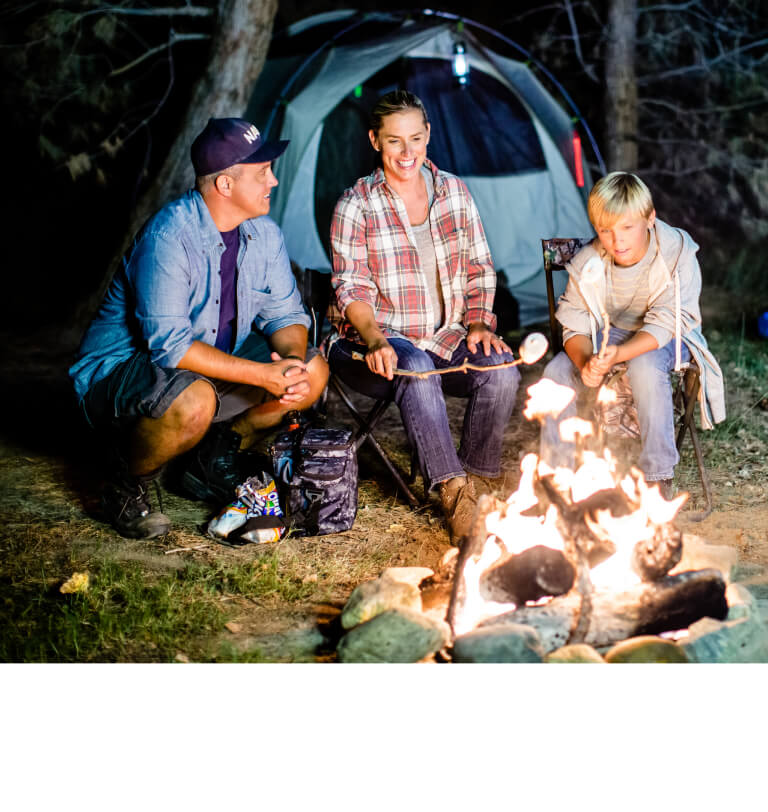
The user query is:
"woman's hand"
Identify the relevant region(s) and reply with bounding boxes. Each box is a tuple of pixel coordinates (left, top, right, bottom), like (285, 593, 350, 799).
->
(365, 337, 398, 380)
(466, 322, 511, 356)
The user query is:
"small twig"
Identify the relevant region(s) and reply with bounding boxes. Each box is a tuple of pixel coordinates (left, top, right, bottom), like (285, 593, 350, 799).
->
(394, 358, 527, 379)
(351, 352, 525, 379)
(598, 306, 611, 359)
(109, 30, 208, 77)
(164, 544, 209, 555)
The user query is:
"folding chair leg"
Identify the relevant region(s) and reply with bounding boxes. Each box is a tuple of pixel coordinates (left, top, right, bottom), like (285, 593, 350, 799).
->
(675, 368, 713, 521)
(329, 377, 421, 508)
(686, 421, 714, 521)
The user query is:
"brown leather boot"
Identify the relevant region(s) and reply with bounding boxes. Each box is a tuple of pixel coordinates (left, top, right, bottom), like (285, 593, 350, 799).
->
(439, 476, 477, 545)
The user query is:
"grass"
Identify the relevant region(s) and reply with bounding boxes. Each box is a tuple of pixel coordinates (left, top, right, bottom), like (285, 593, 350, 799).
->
(672, 326, 768, 510)
(0, 544, 314, 663)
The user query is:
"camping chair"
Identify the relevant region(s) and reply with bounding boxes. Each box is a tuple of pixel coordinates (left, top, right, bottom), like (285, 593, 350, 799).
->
(299, 268, 421, 508)
(542, 238, 714, 520)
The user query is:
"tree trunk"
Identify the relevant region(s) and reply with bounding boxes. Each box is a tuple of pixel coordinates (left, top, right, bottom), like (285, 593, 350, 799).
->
(605, 0, 638, 171)
(71, 0, 278, 339)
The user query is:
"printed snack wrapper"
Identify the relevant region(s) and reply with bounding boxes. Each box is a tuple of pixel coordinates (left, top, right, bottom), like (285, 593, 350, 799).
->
(207, 473, 285, 542)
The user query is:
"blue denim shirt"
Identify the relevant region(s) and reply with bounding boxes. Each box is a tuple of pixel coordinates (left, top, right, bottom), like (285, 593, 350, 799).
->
(70, 190, 310, 400)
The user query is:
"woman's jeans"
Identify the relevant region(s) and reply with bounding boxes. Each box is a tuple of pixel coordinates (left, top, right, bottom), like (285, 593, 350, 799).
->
(539, 327, 691, 481)
(329, 337, 521, 492)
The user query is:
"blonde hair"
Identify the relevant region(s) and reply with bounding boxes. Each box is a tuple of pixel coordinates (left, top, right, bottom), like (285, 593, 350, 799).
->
(588, 171, 654, 228)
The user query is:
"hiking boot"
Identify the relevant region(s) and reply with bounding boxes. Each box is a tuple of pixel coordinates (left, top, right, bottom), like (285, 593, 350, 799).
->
(658, 479, 675, 500)
(101, 471, 171, 539)
(439, 476, 477, 545)
(181, 422, 247, 503)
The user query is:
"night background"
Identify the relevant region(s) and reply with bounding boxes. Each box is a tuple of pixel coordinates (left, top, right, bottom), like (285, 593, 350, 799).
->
(3, 0, 768, 338)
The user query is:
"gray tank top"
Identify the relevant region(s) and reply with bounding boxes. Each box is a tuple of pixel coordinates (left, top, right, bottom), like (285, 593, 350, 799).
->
(412, 168, 443, 330)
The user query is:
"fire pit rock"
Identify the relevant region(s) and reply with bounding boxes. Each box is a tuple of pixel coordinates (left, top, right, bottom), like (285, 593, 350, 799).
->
(545, 644, 605, 663)
(678, 583, 768, 663)
(340, 567, 434, 630)
(604, 636, 689, 663)
(452, 623, 545, 663)
(337, 608, 450, 663)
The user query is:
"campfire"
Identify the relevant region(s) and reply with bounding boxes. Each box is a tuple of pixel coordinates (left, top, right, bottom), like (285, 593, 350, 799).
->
(335, 372, 761, 664)
(445, 377, 728, 652)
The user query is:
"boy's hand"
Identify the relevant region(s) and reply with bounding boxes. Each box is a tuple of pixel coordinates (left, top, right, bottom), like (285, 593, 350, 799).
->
(581, 345, 620, 387)
(581, 355, 607, 387)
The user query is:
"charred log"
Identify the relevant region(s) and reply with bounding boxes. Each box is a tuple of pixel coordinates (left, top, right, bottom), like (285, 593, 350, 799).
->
(478, 545, 575, 604)
(536, 478, 623, 568)
(476, 569, 728, 652)
(631, 524, 683, 582)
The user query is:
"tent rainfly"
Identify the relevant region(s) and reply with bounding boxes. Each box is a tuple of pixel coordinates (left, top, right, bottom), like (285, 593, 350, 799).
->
(245, 10, 599, 326)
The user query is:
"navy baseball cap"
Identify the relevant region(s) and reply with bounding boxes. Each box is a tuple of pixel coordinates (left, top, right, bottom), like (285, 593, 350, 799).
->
(190, 117, 289, 176)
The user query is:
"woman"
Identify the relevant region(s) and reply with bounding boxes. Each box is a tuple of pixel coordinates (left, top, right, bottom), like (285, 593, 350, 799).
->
(328, 90, 520, 541)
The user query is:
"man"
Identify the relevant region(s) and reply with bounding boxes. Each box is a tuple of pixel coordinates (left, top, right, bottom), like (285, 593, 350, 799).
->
(70, 117, 329, 539)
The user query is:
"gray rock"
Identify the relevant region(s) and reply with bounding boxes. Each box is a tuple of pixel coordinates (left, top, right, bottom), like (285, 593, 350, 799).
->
(337, 609, 450, 663)
(545, 644, 605, 663)
(340, 577, 422, 630)
(725, 583, 760, 621)
(680, 585, 768, 663)
(452, 623, 544, 663)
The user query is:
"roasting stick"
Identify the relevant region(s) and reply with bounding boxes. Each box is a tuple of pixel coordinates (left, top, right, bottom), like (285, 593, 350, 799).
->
(351, 332, 549, 379)
(579, 256, 611, 359)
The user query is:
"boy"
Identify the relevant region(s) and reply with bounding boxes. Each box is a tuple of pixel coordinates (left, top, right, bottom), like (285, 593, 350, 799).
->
(539, 171, 725, 494)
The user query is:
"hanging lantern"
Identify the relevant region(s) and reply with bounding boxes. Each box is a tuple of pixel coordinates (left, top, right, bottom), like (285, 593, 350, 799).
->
(572, 130, 584, 187)
(453, 41, 470, 86)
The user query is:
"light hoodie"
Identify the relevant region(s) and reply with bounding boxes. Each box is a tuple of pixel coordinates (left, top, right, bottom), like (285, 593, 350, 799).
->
(555, 218, 725, 429)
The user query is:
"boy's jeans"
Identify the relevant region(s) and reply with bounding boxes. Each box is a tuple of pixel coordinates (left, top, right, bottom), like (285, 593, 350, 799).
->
(329, 337, 520, 492)
(539, 327, 691, 481)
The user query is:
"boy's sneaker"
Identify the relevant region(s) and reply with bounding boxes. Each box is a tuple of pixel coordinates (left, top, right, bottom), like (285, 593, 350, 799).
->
(102, 471, 171, 539)
(181, 422, 247, 503)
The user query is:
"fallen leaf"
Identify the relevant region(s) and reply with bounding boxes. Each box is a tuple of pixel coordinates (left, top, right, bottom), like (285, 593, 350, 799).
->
(388, 523, 406, 531)
(225, 621, 243, 634)
(60, 572, 89, 594)
(175, 652, 190, 663)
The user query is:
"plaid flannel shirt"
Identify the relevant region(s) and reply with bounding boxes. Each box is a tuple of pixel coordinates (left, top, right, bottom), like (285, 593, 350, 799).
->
(329, 160, 497, 360)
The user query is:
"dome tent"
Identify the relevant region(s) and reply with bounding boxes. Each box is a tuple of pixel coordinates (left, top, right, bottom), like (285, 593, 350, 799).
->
(245, 10, 600, 326)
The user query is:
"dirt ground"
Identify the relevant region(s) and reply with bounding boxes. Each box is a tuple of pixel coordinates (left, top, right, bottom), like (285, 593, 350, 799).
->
(1, 323, 767, 661)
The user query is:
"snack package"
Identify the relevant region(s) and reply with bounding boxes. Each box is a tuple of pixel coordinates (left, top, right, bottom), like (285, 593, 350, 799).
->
(207, 473, 286, 543)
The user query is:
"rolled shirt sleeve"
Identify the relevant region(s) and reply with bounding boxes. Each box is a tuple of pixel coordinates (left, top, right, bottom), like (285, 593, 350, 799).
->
(131, 230, 198, 369)
(330, 191, 380, 316)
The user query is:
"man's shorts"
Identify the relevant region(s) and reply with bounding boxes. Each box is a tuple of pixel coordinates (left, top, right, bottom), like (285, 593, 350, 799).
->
(81, 331, 320, 433)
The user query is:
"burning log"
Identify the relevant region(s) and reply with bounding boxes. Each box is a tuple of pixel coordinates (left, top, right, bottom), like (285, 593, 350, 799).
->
(477, 568, 729, 652)
(478, 545, 575, 604)
(445, 493, 501, 634)
(631, 523, 683, 582)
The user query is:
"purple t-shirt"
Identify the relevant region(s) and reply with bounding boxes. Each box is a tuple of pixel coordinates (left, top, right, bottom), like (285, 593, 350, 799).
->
(215, 227, 239, 352)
